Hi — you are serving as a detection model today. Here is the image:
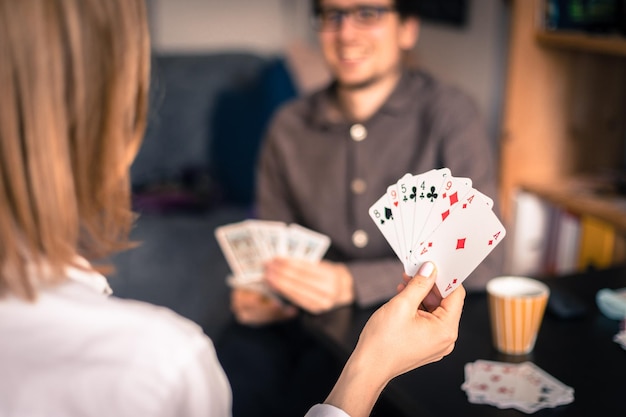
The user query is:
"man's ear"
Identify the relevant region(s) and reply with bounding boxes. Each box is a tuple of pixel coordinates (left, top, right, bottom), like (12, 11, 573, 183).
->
(399, 16, 419, 50)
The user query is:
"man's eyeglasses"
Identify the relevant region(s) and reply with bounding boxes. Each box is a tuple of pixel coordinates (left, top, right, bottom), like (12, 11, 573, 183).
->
(312, 5, 396, 32)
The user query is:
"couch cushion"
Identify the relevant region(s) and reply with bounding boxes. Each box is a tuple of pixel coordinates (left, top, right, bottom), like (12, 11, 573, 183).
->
(131, 53, 268, 190)
(210, 58, 297, 205)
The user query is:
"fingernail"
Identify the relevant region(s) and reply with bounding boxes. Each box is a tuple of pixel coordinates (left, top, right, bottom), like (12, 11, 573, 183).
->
(418, 261, 435, 278)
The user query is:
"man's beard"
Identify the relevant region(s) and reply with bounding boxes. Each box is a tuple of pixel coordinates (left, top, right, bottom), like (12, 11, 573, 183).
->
(336, 65, 401, 91)
(337, 73, 385, 91)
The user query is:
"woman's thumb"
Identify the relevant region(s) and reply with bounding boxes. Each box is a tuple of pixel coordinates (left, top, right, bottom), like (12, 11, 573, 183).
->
(400, 261, 437, 302)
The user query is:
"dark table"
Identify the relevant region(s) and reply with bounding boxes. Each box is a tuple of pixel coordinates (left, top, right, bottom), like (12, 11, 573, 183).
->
(302, 267, 626, 416)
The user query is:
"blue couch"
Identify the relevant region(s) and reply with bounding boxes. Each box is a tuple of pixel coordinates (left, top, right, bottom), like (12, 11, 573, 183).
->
(131, 52, 296, 208)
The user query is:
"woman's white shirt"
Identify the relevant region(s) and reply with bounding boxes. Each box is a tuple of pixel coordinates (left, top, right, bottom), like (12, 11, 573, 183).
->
(0, 265, 232, 417)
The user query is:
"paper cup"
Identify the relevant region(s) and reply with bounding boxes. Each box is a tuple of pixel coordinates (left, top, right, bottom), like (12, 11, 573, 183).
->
(487, 276, 550, 355)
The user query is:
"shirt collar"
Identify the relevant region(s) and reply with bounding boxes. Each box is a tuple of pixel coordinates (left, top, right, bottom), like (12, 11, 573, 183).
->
(66, 264, 113, 296)
(29, 257, 113, 296)
(310, 69, 423, 128)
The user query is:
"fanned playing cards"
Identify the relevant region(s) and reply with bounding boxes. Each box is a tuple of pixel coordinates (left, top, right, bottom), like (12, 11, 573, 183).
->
(368, 168, 506, 298)
(215, 220, 331, 291)
(462, 360, 574, 413)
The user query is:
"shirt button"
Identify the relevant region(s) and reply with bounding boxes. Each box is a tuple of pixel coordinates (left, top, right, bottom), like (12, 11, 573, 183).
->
(351, 178, 366, 194)
(352, 230, 368, 248)
(350, 124, 367, 142)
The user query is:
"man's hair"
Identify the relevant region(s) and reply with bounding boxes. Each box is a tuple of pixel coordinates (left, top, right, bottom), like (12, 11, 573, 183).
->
(0, 0, 150, 300)
(312, 0, 420, 20)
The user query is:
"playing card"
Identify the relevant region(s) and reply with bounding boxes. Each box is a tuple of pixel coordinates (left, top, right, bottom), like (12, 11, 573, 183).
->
(474, 189, 494, 209)
(615, 329, 626, 350)
(412, 175, 472, 251)
(249, 219, 288, 258)
(516, 362, 574, 412)
(368, 168, 505, 295)
(216, 220, 331, 290)
(287, 223, 331, 262)
(463, 360, 517, 405)
(214, 221, 266, 282)
(408, 168, 451, 254)
(368, 193, 403, 259)
(386, 183, 407, 259)
(407, 190, 506, 296)
(396, 173, 418, 258)
(462, 360, 574, 413)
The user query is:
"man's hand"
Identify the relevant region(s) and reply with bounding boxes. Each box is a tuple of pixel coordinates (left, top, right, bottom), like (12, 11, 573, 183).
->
(265, 257, 354, 314)
(230, 288, 298, 326)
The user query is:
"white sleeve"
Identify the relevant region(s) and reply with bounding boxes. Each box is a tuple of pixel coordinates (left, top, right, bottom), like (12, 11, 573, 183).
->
(304, 404, 351, 417)
(174, 336, 233, 417)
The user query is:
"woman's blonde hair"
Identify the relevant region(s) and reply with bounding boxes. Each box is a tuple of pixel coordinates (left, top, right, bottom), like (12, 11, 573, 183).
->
(0, 0, 150, 300)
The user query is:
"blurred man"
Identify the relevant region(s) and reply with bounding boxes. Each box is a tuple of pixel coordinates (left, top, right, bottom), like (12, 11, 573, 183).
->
(218, 1, 500, 416)
(234, 0, 499, 323)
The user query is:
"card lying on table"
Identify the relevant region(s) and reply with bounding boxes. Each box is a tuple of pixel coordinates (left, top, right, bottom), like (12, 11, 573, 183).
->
(215, 220, 331, 289)
(368, 168, 505, 298)
(461, 360, 574, 413)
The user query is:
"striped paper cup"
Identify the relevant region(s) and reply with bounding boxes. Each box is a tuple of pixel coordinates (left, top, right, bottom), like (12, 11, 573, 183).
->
(487, 276, 550, 355)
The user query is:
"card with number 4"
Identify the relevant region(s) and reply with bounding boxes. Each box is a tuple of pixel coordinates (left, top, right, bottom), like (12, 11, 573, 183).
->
(369, 168, 505, 298)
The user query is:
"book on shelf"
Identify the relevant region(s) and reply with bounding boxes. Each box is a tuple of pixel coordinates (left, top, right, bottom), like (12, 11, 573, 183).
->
(507, 190, 552, 276)
(507, 189, 617, 277)
(577, 215, 615, 270)
(553, 210, 581, 275)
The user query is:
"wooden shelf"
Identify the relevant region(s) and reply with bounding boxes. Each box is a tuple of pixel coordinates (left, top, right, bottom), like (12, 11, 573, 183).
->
(501, 1, 626, 272)
(536, 30, 626, 56)
(522, 182, 626, 233)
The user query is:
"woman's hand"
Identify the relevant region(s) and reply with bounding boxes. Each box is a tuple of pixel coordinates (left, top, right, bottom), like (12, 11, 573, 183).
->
(324, 262, 465, 417)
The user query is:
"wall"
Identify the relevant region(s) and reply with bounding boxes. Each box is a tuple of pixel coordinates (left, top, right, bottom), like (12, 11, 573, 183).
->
(148, 0, 510, 142)
(149, 0, 311, 54)
(417, 0, 510, 143)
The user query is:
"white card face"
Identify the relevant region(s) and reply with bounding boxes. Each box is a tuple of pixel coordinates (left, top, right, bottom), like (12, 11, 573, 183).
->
(214, 221, 266, 280)
(464, 360, 519, 404)
(286, 230, 300, 258)
(386, 183, 406, 260)
(368, 168, 505, 289)
(244, 220, 272, 261)
(474, 189, 494, 209)
(396, 173, 418, 259)
(249, 220, 288, 258)
(409, 168, 451, 255)
(216, 219, 332, 290)
(225, 274, 285, 303)
(408, 194, 506, 297)
(413, 176, 473, 250)
(462, 360, 574, 413)
(517, 362, 574, 410)
(368, 193, 403, 260)
(287, 223, 331, 261)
